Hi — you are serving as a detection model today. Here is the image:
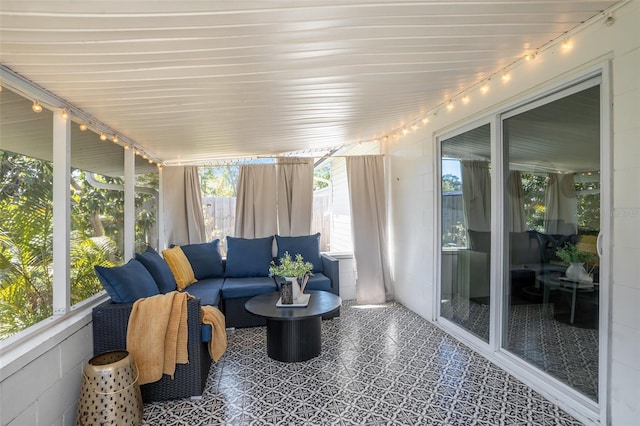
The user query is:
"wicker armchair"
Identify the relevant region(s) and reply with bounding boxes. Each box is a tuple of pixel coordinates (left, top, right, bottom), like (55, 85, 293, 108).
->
(92, 297, 211, 402)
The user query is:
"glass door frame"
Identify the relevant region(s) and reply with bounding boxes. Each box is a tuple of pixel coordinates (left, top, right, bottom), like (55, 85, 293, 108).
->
(434, 63, 612, 424)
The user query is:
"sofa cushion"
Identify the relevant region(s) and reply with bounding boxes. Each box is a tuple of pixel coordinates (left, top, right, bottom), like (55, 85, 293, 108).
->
(225, 236, 274, 278)
(182, 278, 223, 307)
(162, 246, 197, 291)
(277, 272, 331, 292)
(135, 246, 177, 293)
(181, 240, 224, 280)
(95, 259, 160, 303)
(221, 277, 277, 299)
(275, 233, 322, 273)
(302, 272, 332, 292)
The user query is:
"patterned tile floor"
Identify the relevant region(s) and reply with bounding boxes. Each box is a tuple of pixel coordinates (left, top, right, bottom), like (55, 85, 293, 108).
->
(442, 297, 599, 400)
(142, 300, 583, 425)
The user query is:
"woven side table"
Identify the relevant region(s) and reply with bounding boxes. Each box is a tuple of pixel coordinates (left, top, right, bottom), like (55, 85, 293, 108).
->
(76, 350, 143, 425)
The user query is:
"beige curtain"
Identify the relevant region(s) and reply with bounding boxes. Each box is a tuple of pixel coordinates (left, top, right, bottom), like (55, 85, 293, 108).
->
(460, 160, 491, 233)
(346, 155, 392, 304)
(234, 164, 277, 238)
(507, 171, 527, 232)
(277, 157, 314, 236)
(544, 173, 578, 234)
(161, 166, 205, 246)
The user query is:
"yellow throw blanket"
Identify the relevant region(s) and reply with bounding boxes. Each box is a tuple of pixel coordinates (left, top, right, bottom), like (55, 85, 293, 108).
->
(127, 292, 192, 385)
(201, 305, 227, 361)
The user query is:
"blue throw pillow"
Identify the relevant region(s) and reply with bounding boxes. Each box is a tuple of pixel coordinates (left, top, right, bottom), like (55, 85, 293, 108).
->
(135, 246, 177, 293)
(94, 259, 160, 303)
(180, 240, 224, 280)
(225, 236, 274, 278)
(275, 233, 322, 273)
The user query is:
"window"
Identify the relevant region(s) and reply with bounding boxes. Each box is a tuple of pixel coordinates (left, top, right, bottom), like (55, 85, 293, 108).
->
(200, 164, 240, 256)
(135, 169, 159, 252)
(0, 86, 147, 341)
(200, 161, 332, 254)
(0, 149, 54, 339)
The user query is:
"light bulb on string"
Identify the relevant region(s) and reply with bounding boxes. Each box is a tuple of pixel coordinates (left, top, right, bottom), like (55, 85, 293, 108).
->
(32, 101, 43, 113)
(502, 71, 511, 82)
(60, 109, 69, 120)
(79, 123, 88, 131)
(99, 133, 107, 141)
(446, 100, 454, 111)
(462, 95, 470, 105)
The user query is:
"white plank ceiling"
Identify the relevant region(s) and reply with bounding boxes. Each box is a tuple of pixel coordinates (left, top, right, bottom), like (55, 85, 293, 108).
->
(0, 0, 620, 167)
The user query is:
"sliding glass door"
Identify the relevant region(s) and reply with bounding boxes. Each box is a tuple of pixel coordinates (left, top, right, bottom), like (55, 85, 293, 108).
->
(438, 76, 604, 403)
(502, 81, 601, 401)
(440, 123, 491, 342)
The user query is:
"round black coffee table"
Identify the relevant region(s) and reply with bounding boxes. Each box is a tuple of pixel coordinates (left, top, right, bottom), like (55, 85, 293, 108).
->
(245, 290, 341, 362)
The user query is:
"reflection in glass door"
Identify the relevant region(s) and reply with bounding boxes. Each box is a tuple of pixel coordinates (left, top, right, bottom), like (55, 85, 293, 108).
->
(440, 124, 491, 342)
(502, 83, 601, 400)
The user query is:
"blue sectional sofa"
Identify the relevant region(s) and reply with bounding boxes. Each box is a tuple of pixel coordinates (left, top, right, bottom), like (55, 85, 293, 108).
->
(92, 233, 339, 401)
(95, 233, 340, 329)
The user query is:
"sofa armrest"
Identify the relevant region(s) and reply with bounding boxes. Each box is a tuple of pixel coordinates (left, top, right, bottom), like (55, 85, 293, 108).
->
(92, 297, 210, 402)
(321, 253, 340, 297)
(92, 297, 202, 356)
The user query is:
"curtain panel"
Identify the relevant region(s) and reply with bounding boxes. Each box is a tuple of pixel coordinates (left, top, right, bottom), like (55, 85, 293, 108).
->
(507, 171, 527, 232)
(277, 157, 314, 236)
(234, 164, 277, 239)
(161, 166, 206, 246)
(346, 155, 392, 304)
(544, 173, 578, 235)
(460, 160, 492, 233)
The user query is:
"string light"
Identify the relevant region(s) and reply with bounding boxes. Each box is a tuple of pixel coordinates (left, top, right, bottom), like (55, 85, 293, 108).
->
(446, 100, 454, 111)
(462, 95, 470, 105)
(421, 116, 429, 124)
(502, 71, 511, 82)
(79, 123, 88, 131)
(60, 109, 69, 120)
(402, 127, 409, 135)
(99, 133, 107, 141)
(32, 101, 43, 113)
(561, 38, 573, 50)
(112, 135, 118, 143)
(480, 83, 490, 94)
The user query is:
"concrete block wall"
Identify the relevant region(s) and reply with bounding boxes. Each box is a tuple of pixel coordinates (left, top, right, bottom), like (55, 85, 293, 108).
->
(0, 313, 94, 426)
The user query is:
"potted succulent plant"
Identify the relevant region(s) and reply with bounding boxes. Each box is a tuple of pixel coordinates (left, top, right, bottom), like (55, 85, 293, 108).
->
(269, 252, 314, 301)
(555, 243, 597, 282)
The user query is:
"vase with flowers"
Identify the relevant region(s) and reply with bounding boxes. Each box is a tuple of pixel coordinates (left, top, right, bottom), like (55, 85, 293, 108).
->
(555, 243, 597, 283)
(269, 252, 314, 303)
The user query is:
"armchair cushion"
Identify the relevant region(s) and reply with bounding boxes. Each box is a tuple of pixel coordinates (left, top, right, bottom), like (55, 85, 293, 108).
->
(181, 240, 224, 279)
(135, 246, 177, 293)
(275, 233, 322, 273)
(225, 236, 273, 278)
(162, 246, 197, 291)
(94, 259, 160, 303)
